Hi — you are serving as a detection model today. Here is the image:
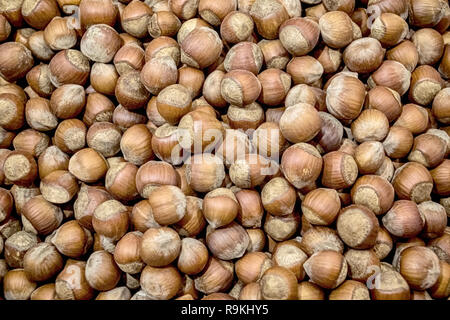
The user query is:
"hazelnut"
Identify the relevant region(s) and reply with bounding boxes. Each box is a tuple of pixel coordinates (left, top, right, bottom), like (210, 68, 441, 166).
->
(260, 266, 298, 300)
(23, 243, 63, 282)
(366, 86, 402, 123)
(224, 41, 263, 75)
(206, 222, 250, 260)
(115, 71, 150, 110)
(89, 63, 119, 96)
(279, 17, 320, 56)
(85, 250, 121, 291)
(300, 226, 344, 256)
(249, 0, 289, 40)
(321, 151, 358, 189)
(239, 282, 262, 300)
(145, 35, 180, 64)
(130, 200, 161, 233)
(4, 231, 39, 268)
(302, 188, 341, 226)
(185, 153, 225, 193)
(280, 103, 321, 143)
(96, 287, 131, 301)
(3, 269, 37, 300)
(257, 39, 290, 69)
(203, 70, 228, 108)
(30, 283, 58, 300)
(412, 28, 444, 66)
(354, 141, 385, 174)
(220, 11, 254, 44)
(12, 129, 50, 157)
(113, 43, 145, 76)
(121, 0, 153, 38)
(257, 69, 291, 106)
(0, 93, 25, 131)
(54, 119, 87, 154)
(26, 64, 55, 98)
(409, 65, 443, 106)
(203, 188, 238, 228)
(148, 185, 186, 225)
(326, 73, 366, 120)
(40, 170, 78, 204)
(408, 131, 447, 168)
(368, 60, 411, 96)
(174, 196, 206, 237)
(319, 11, 354, 48)
(105, 161, 139, 202)
(286, 56, 324, 86)
(177, 237, 209, 275)
(221, 69, 261, 107)
(80, 24, 122, 63)
(0, 188, 13, 224)
(345, 249, 380, 282)
(194, 257, 233, 294)
(281, 143, 323, 189)
(432, 88, 450, 125)
(55, 260, 94, 300)
(429, 260, 450, 299)
(397, 106, 431, 139)
(264, 211, 300, 242)
(92, 199, 129, 241)
(303, 250, 348, 289)
(418, 201, 447, 239)
(386, 40, 419, 73)
(337, 205, 379, 249)
(431, 159, 450, 196)
(51, 220, 93, 258)
(351, 175, 395, 215)
(3, 151, 38, 186)
(177, 66, 205, 99)
(351, 109, 390, 142)
(170, 0, 199, 20)
(395, 246, 441, 290)
(86, 122, 122, 158)
(261, 177, 296, 216)
(180, 27, 223, 69)
(49, 49, 90, 87)
(370, 13, 409, 47)
(370, 265, 411, 300)
(235, 189, 264, 228)
(68, 148, 108, 183)
(0, 14, 11, 41)
(273, 240, 307, 280)
(198, 0, 236, 26)
(156, 84, 192, 124)
(0, 42, 34, 82)
(252, 122, 286, 159)
(148, 11, 181, 38)
(227, 102, 265, 130)
(25, 98, 58, 132)
(79, 0, 118, 30)
(177, 110, 224, 153)
(229, 153, 277, 189)
(373, 227, 394, 260)
(382, 200, 425, 238)
(329, 280, 370, 300)
(140, 227, 181, 267)
(141, 56, 178, 95)
(297, 281, 325, 300)
(392, 162, 433, 203)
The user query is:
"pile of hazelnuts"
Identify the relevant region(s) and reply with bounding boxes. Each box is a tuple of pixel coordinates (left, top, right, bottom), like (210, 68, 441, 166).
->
(0, 0, 449, 301)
